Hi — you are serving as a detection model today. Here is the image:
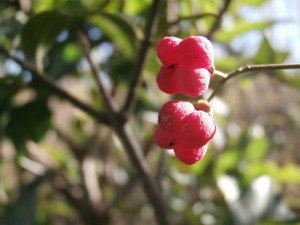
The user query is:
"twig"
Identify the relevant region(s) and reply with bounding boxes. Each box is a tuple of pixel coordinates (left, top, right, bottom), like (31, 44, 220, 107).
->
(0, 45, 110, 125)
(77, 13, 170, 224)
(167, 12, 218, 27)
(77, 30, 117, 112)
(121, 0, 162, 115)
(207, 0, 232, 39)
(207, 63, 300, 102)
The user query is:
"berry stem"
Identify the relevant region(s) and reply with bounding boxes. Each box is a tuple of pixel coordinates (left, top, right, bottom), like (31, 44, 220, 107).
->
(207, 63, 300, 102)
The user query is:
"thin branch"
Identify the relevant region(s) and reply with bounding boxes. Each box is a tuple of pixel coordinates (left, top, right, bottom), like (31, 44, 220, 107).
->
(167, 12, 218, 27)
(121, 0, 162, 115)
(207, 0, 232, 39)
(207, 63, 300, 102)
(113, 124, 170, 225)
(0, 45, 110, 125)
(77, 16, 170, 224)
(77, 30, 117, 112)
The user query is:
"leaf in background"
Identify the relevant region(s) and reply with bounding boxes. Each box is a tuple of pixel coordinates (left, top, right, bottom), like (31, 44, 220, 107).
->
(6, 99, 51, 149)
(45, 42, 82, 79)
(0, 176, 45, 225)
(278, 74, 300, 89)
(88, 12, 138, 57)
(0, 76, 24, 103)
(102, 55, 134, 85)
(215, 20, 274, 43)
(254, 37, 288, 64)
(245, 137, 268, 161)
(239, 0, 267, 6)
(21, 11, 70, 59)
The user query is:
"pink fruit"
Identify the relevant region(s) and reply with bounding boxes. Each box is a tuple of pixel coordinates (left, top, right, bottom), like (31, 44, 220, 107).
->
(153, 127, 174, 149)
(156, 36, 215, 97)
(156, 65, 180, 94)
(177, 36, 214, 70)
(174, 144, 208, 165)
(177, 67, 210, 97)
(157, 36, 182, 66)
(179, 110, 216, 148)
(158, 100, 194, 133)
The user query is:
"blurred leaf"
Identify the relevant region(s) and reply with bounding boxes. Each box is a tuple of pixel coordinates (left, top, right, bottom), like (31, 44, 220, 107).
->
(278, 74, 300, 89)
(21, 11, 70, 58)
(6, 99, 51, 148)
(45, 43, 81, 79)
(245, 162, 300, 184)
(215, 149, 240, 176)
(0, 13, 23, 40)
(102, 55, 134, 84)
(88, 12, 138, 57)
(0, 76, 24, 103)
(245, 137, 268, 161)
(239, 0, 267, 6)
(254, 37, 288, 64)
(215, 20, 274, 43)
(0, 176, 45, 225)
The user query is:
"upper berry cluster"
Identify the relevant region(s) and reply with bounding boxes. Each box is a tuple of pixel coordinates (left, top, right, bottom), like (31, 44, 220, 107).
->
(154, 35, 217, 165)
(156, 36, 215, 97)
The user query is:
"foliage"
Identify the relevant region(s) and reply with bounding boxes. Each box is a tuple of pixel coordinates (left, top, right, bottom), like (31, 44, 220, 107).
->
(0, 0, 300, 225)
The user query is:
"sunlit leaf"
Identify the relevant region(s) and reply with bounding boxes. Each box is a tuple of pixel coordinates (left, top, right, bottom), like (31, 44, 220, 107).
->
(215, 20, 274, 43)
(239, 0, 267, 6)
(254, 37, 288, 64)
(88, 12, 138, 57)
(245, 137, 268, 161)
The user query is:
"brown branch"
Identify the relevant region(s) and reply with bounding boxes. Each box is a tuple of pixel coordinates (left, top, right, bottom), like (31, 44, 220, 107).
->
(207, 63, 300, 102)
(207, 0, 232, 39)
(77, 30, 117, 112)
(121, 0, 162, 115)
(0, 45, 110, 125)
(167, 12, 218, 27)
(76, 10, 170, 224)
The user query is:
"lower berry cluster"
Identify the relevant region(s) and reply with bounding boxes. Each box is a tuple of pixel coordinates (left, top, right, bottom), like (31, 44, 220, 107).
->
(154, 100, 216, 165)
(153, 36, 217, 165)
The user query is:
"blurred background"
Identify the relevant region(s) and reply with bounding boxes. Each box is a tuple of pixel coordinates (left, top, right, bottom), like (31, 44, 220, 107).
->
(0, 0, 300, 225)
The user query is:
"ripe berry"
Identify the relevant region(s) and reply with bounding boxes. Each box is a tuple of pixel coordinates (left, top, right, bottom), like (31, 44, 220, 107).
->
(157, 36, 181, 66)
(158, 100, 194, 133)
(174, 144, 208, 165)
(156, 36, 215, 97)
(153, 127, 174, 149)
(179, 110, 216, 148)
(177, 68, 210, 97)
(156, 65, 180, 94)
(177, 36, 214, 70)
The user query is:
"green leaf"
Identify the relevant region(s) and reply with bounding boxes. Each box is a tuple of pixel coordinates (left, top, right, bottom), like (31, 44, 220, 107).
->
(239, 0, 267, 6)
(245, 137, 268, 161)
(254, 37, 288, 64)
(6, 99, 51, 148)
(88, 12, 138, 57)
(45, 43, 81, 79)
(215, 20, 274, 43)
(0, 76, 24, 103)
(0, 176, 44, 225)
(21, 10, 70, 59)
(278, 74, 300, 89)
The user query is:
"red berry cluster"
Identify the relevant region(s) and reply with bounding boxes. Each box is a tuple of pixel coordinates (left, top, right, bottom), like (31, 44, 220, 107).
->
(156, 36, 215, 97)
(154, 36, 216, 165)
(154, 100, 216, 165)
